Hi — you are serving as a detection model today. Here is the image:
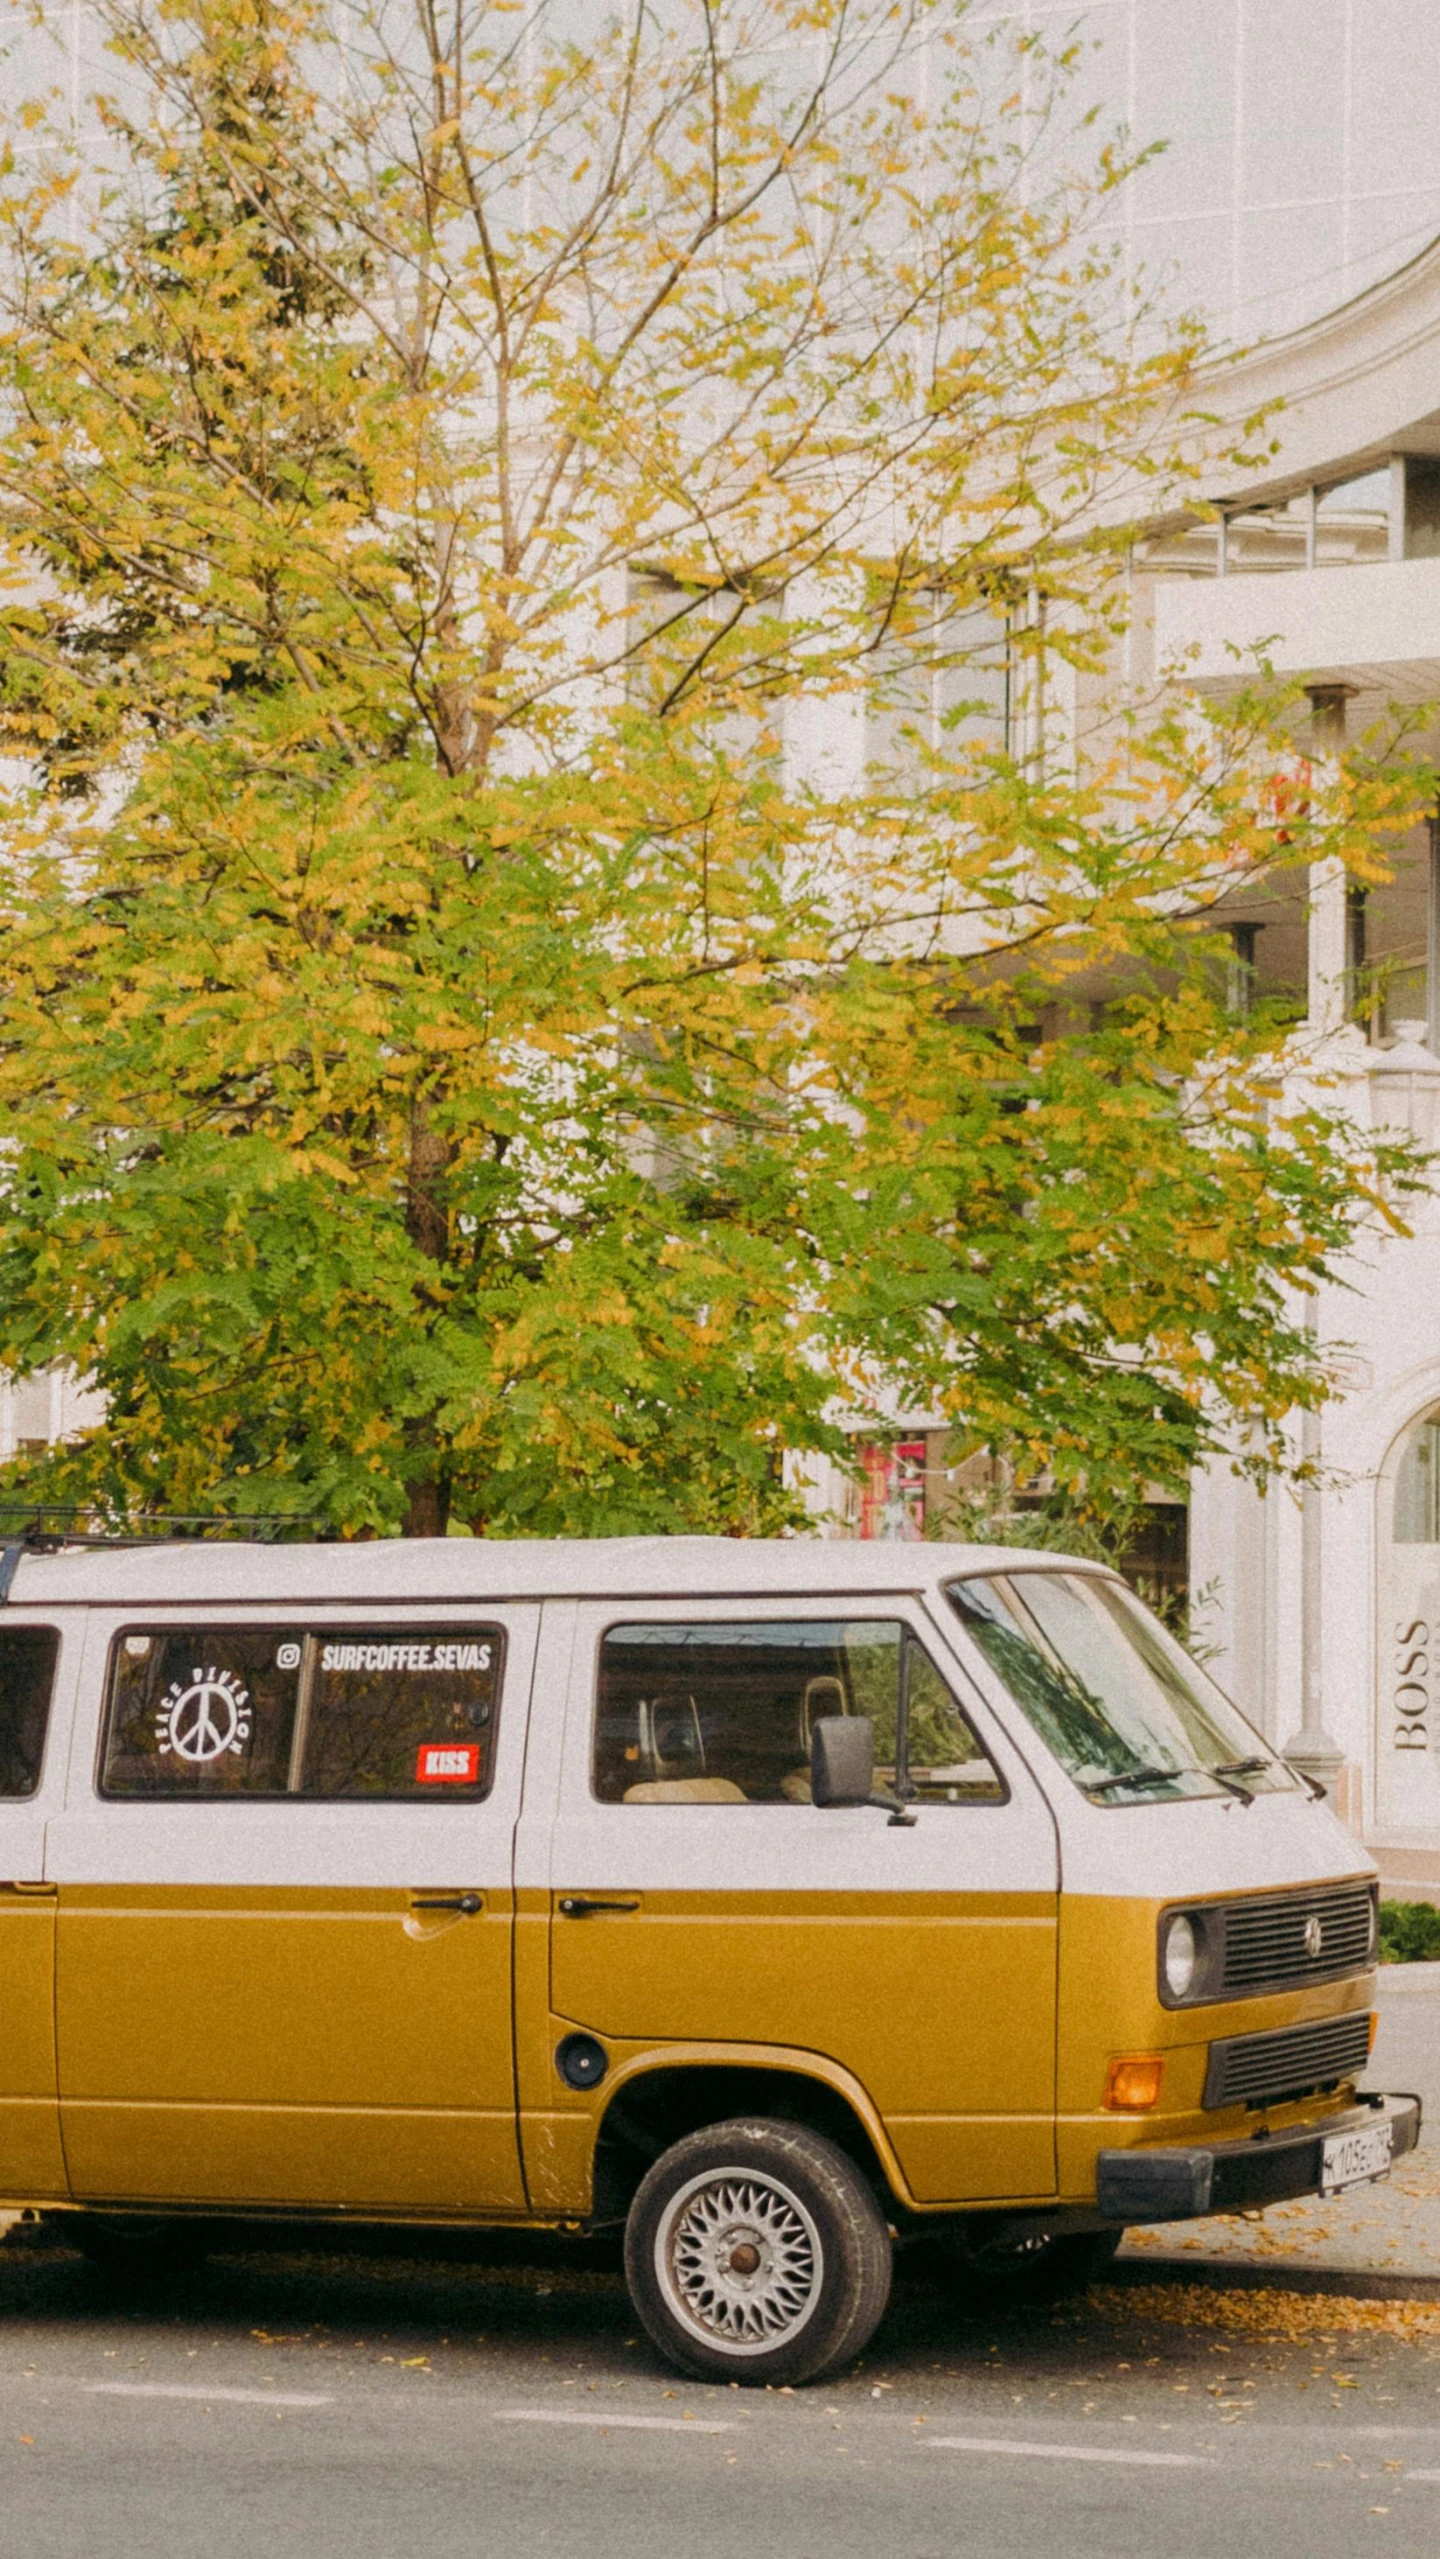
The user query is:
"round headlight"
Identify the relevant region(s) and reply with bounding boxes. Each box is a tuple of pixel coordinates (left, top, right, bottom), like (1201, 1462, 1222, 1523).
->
(1162, 1912, 1199, 2000)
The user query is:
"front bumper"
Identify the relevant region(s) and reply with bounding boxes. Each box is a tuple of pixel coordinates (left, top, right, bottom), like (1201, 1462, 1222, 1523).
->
(1095, 2091, 1421, 2223)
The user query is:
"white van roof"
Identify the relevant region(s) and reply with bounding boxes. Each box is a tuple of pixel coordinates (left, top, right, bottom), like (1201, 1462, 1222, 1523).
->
(0, 1534, 1106, 1611)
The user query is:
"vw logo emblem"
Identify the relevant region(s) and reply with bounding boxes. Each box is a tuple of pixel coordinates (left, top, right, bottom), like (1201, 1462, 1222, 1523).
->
(1303, 1914, 1325, 1960)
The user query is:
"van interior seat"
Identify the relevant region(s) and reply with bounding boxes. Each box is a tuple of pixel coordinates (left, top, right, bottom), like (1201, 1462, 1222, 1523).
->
(622, 1776, 749, 1802)
(619, 1692, 750, 1801)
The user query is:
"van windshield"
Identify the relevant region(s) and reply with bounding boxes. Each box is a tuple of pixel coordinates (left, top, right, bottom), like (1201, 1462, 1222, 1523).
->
(945, 1571, 1298, 1804)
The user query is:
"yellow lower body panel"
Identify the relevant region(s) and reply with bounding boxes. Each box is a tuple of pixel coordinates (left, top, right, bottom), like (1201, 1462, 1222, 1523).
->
(56, 1885, 526, 2214)
(0, 2099, 68, 2205)
(0, 1900, 64, 2201)
(59, 2103, 524, 2216)
(544, 1890, 1060, 2207)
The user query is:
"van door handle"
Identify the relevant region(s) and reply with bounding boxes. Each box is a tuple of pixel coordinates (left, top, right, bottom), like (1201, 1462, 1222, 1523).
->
(0, 1881, 56, 1898)
(409, 1892, 484, 1916)
(557, 1895, 641, 1918)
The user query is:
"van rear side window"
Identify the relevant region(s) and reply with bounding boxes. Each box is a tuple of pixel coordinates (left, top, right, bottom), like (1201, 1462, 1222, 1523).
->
(0, 1627, 60, 1797)
(101, 1625, 502, 1800)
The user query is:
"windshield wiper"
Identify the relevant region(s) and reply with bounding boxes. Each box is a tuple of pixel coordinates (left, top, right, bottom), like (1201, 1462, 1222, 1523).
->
(1084, 1764, 1185, 1796)
(1208, 1755, 1269, 1805)
(1207, 1764, 1255, 1805)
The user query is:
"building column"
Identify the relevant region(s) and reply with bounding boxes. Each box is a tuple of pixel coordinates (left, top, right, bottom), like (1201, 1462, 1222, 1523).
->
(1284, 1300, 1347, 1805)
(1307, 856, 1348, 1035)
(1305, 686, 1356, 1036)
(1285, 682, 1352, 1804)
(1427, 804, 1440, 1056)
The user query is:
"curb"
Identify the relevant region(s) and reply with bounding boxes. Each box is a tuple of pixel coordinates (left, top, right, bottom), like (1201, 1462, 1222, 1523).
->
(1112, 2252, 1440, 2304)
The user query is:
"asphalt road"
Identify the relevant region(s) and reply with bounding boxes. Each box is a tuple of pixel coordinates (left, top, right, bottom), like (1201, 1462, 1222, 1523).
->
(2, 2226, 1440, 2559)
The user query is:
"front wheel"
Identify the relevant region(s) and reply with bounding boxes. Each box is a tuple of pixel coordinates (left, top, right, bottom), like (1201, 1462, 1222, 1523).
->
(623, 2118, 892, 2386)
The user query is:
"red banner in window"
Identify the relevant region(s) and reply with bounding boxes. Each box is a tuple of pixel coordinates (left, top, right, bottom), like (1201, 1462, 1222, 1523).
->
(415, 1742, 481, 1785)
(858, 1440, 926, 1541)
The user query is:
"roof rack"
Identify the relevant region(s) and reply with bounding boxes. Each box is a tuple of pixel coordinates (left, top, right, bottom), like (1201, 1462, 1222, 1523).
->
(0, 1506, 335, 1601)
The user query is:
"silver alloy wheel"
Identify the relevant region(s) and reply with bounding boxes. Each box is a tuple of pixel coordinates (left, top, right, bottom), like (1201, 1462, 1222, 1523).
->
(652, 2166, 823, 2356)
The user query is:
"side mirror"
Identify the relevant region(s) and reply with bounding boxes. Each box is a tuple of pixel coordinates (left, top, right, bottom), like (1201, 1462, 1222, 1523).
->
(810, 1716, 875, 1807)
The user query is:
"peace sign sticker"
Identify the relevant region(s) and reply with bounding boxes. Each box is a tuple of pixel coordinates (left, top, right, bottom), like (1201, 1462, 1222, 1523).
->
(156, 1666, 254, 1763)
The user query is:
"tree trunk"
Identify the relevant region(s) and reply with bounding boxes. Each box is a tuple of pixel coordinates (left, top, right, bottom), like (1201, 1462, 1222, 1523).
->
(402, 1094, 453, 1535)
(403, 1467, 448, 1538)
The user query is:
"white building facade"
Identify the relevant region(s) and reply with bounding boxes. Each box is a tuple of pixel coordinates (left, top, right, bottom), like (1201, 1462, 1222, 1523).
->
(976, 0, 1440, 347)
(1132, 238, 1440, 1895)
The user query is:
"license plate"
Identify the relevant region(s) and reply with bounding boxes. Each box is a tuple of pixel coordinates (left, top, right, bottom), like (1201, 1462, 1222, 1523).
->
(1320, 2119, 1394, 2195)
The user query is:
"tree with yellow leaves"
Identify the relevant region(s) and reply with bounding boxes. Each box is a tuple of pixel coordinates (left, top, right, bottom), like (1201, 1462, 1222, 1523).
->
(0, 0, 1418, 1534)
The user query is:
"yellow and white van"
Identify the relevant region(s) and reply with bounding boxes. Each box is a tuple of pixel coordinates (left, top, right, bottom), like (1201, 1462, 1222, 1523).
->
(0, 1534, 1417, 2385)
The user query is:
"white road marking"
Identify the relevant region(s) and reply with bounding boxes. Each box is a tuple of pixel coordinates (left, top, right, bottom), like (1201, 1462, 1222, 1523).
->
(925, 2435, 1200, 2469)
(89, 2382, 332, 2408)
(500, 2408, 733, 2435)
(1406, 2470, 1440, 2483)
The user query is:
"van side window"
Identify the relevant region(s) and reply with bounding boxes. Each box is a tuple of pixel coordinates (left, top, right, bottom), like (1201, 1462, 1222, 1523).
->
(0, 1627, 60, 1797)
(101, 1625, 502, 1800)
(594, 1620, 1003, 1805)
(103, 1627, 302, 1797)
(300, 1631, 501, 1800)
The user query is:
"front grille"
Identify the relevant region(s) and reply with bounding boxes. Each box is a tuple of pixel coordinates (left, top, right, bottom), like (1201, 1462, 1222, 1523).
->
(1220, 1883, 1375, 1997)
(1203, 2010, 1372, 2110)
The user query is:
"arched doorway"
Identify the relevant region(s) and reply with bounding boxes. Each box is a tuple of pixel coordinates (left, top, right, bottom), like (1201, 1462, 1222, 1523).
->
(1376, 1403, 1440, 1832)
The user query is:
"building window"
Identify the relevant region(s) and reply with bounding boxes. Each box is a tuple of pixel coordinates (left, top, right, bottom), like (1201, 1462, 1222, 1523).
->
(1315, 469, 1391, 569)
(624, 571, 782, 770)
(1395, 1414, 1440, 1545)
(1219, 491, 1310, 575)
(866, 600, 1010, 778)
(1404, 460, 1440, 561)
(1206, 463, 1405, 580)
(1226, 920, 1262, 1016)
(1112, 1503, 1190, 1618)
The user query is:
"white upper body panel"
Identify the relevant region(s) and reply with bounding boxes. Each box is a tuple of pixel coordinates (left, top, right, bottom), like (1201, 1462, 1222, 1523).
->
(0, 1535, 1375, 1900)
(0, 1534, 1092, 1611)
(1037, 1786, 1370, 1901)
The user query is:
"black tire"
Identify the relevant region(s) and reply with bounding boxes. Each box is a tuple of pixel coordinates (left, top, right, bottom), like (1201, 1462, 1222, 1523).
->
(623, 2117, 892, 2387)
(936, 2224, 1121, 2311)
(71, 2217, 211, 2288)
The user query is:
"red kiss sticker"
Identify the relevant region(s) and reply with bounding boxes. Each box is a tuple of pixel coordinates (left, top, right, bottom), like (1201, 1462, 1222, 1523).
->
(416, 1742, 481, 1785)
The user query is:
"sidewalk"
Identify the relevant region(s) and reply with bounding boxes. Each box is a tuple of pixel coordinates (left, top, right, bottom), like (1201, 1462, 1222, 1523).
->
(1119, 1962, 1440, 2293)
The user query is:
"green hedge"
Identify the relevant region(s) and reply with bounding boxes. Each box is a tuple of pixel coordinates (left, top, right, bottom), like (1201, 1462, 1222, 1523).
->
(1379, 1899, 1440, 1963)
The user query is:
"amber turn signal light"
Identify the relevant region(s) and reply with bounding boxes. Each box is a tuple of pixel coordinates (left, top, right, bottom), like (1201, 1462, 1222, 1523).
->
(1103, 2054, 1165, 2112)
(1369, 2013, 1379, 2053)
